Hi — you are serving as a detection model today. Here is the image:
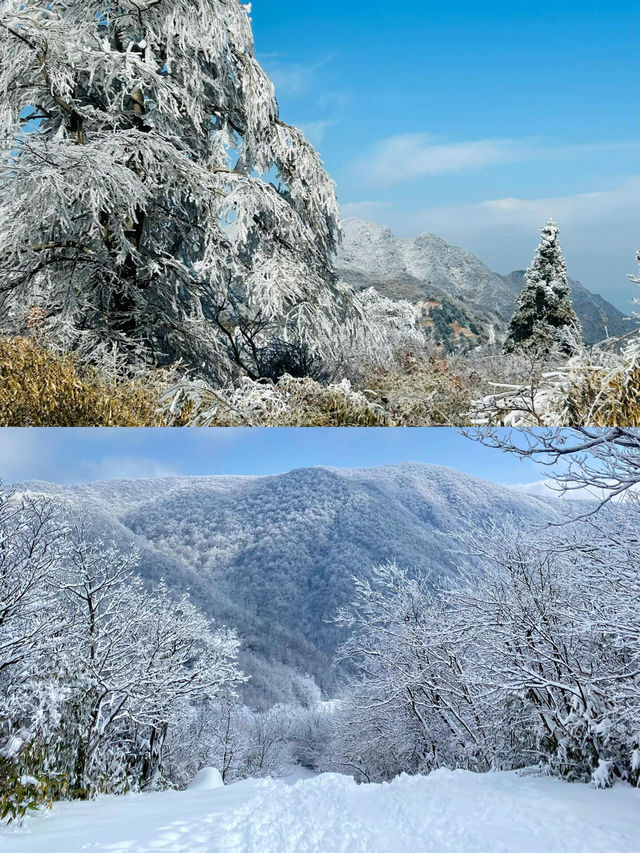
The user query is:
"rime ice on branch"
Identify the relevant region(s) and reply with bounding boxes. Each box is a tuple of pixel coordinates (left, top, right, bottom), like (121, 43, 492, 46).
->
(0, 0, 357, 379)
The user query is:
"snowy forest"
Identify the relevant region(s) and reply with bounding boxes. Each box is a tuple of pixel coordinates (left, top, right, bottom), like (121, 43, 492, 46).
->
(0, 0, 638, 427)
(1, 428, 638, 829)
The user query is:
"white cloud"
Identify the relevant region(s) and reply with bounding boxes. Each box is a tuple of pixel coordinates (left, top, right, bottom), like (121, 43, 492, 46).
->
(317, 91, 353, 110)
(299, 119, 336, 146)
(507, 479, 626, 502)
(340, 200, 393, 219)
(85, 455, 178, 482)
(1, 429, 252, 486)
(259, 53, 332, 98)
(452, 180, 637, 235)
(380, 177, 636, 243)
(354, 134, 524, 185)
(508, 480, 557, 499)
(352, 133, 635, 187)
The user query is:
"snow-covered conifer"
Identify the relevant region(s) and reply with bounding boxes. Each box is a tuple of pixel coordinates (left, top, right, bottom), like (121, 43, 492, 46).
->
(504, 220, 581, 355)
(0, 0, 357, 380)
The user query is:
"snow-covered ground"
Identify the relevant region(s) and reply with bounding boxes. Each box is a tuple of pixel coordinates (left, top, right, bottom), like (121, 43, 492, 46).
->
(1, 769, 638, 853)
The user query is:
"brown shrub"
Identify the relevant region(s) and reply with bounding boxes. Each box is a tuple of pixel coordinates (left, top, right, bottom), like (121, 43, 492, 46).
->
(561, 348, 640, 427)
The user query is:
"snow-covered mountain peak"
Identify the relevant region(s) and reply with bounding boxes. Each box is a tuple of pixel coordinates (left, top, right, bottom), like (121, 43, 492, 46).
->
(337, 218, 516, 323)
(339, 218, 408, 278)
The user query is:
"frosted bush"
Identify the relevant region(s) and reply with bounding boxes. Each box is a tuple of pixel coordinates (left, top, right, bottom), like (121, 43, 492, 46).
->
(160, 374, 389, 426)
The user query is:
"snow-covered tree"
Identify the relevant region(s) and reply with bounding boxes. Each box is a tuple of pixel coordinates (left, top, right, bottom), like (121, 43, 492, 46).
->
(451, 516, 639, 786)
(504, 221, 581, 356)
(0, 498, 243, 818)
(334, 561, 504, 780)
(0, 487, 69, 820)
(52, 530, 243, 796)
(0, 0, 358, 380)
(333, 511, 639, 787)
(164, 696, 326, 785)
(326, 287, 426, 382)
(0, 486, 66, 679)
(130, 579, 244, 787)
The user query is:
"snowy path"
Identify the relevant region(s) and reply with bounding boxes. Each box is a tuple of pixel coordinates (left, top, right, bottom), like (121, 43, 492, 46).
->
(1, 769, 638, 853)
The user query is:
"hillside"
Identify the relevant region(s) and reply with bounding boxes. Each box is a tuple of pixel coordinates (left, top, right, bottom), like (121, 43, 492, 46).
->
(15, 464, 559, 704)
(336, 218, 632, 346)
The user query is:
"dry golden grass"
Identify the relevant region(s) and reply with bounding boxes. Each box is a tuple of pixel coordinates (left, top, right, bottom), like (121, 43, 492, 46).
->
(563, 358, 640, 427)
(364, 353, 473, 426)
(1, 338, 476, 428)
(4, 334, 633, 428)
(0, 337, 166, 426)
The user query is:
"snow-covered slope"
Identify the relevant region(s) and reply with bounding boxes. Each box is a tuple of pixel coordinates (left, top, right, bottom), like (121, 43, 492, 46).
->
(17, 474, 258, 514)
(337, 218, 516, 315)
(15, 464, 558, 702)
(336, 218, 632, 343)
(2, 768, 637, 853)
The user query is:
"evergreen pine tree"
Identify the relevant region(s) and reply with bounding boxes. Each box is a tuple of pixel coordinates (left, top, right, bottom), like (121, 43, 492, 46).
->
(504, 220, 581, 355)
(0, 1, 358, 381)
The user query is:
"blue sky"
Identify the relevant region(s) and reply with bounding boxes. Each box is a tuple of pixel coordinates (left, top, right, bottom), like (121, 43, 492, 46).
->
(251, 0, 638, 310)
(1, 427, 555, 493)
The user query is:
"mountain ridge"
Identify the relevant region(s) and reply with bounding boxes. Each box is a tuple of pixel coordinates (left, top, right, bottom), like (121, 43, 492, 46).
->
(14, 463, 561, 705)
(336, 218, 632, 345)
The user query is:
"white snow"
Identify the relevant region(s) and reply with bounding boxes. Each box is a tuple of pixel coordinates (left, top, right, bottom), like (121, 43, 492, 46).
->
(187, 768, 224, 791)
(1, 769, 637, 853)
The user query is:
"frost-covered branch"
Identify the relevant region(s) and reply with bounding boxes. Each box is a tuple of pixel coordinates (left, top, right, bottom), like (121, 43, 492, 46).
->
(0, 485, 243, 819)
(0, 0, 358, 380)
(333, 513, 639, 787)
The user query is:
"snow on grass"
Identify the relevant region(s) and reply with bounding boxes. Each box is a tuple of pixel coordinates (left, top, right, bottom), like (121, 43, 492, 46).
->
(1, 769, 637, 853)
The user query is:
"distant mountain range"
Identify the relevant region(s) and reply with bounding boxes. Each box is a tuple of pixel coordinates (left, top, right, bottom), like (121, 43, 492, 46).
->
(336, 219, 632, 347)
(16, 464, 561, 706)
